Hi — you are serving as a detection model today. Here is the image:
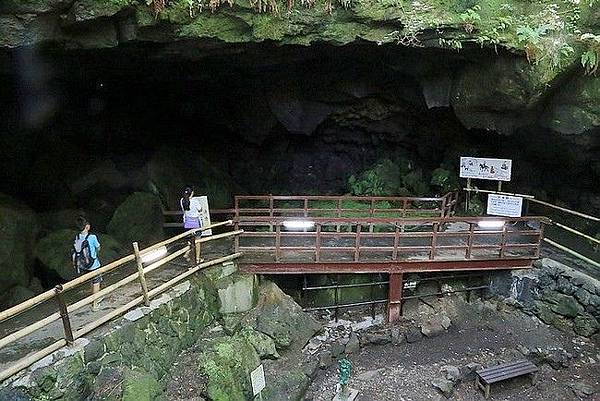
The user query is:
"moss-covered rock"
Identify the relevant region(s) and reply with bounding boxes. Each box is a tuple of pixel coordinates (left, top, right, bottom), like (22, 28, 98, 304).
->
(35, 229, 122, 281)
(540, 75, 600, 135)
(0, 194, 38, 297)
(107, 192, 164, 247)
(241, 281, 322, 350)
(121, 368, 163, 401)
(197, 333, 261, 401)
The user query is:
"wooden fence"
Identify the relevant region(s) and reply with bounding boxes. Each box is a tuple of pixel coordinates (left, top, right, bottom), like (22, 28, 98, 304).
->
(162, 192, 458, 228)
(0, 221, 243, 383)
(234, 216, 548, 265)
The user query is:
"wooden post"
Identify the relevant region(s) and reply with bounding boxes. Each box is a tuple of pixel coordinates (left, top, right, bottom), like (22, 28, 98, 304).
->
(392, 224, 400, 260)
(234, 221, 240, 253)
(369, 199, 375, 232)
(54, 285, 74, 345)
(499, 225, 507, 258)
(466, 222, 474, 259)
(466, 178, 472, 212)
(336, 199, 342, 232)
(354, 224, 362, 262)
(132, 242, 150, 307)
(275, 223, 281, 263)
(315, 223, 321, 262)
(387, 273, 403, 323)
(269, 195, 274, 232)
(440, 195, 448, 218)
(194, 237, 202, 265)
(430, 222, 438, 260)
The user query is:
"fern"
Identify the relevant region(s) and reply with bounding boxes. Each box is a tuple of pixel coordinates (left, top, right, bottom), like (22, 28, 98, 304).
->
(580, 33, 600, 75)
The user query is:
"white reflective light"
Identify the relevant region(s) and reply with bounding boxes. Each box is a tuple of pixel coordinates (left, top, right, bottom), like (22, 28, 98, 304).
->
(477, 220, 505, 229)
(140, 246, 168, 264)
(282, 220, 315, 230)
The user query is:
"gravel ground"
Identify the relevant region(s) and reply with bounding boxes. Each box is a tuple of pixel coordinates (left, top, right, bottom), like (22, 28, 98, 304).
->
(305, 300, 599, 401)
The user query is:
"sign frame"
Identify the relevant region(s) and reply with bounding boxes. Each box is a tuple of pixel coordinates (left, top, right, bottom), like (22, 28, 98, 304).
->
(460, 157, 512, 182)
(250, 364, 266, 396)
(486, 194, 523, 217)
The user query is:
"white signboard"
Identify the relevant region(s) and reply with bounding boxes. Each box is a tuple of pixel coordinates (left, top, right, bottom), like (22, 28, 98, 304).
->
(193, 196, 213, 236)
(460, 157, 512, 181)
(487, 194, 523, 217)
(251, 364, 266, 396)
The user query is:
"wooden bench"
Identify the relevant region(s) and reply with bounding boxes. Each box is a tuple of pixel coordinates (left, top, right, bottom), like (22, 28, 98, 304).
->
(475, 359, 538, 399)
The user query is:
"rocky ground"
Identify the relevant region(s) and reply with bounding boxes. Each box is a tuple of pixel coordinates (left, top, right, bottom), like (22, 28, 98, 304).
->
(304, 297, 599, 401)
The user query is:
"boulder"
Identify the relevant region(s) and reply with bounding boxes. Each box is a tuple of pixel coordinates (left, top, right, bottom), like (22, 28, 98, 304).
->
(121, 368, 162, 401)
(240, 281, 322, 350)
(543, 293, 584, 318)
(573, 314, 600, 337)
(0, 285, 35, 309)
(345, 332, 360, 354)
(197, 334, 260, 401)
(35, 229, 122, 281)
(107, 192, 164, 247)
(238, 326, 279, 360)
(421, 315, 452, 337)
(540, 75, 600, 135)
(431, 377, 455, 398)
(216, 273, 258, 314)
(440, 365, 461, 382)
(146, 148, 242, 210)
(0, 194, 38, 296)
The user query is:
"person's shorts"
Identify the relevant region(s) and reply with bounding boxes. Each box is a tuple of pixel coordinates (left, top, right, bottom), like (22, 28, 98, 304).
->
(81, 268, 103, 284)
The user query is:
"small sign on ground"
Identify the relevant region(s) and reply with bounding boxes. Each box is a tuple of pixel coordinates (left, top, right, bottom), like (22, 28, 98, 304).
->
(251, 364, 266, 396)
(487, 194, 523, 217)
(460, 157, 512, 181)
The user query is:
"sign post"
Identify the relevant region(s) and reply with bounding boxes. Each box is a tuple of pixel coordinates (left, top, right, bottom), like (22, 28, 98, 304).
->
(251, 364, 266, 400)
(487, 194, 523, 217)
(460, 157, 513, 214)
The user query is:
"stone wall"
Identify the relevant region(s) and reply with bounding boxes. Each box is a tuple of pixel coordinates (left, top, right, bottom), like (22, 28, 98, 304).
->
(490, 258, 600, 338)
(0, 263, 320, 401)
(0, 273, 221, 400)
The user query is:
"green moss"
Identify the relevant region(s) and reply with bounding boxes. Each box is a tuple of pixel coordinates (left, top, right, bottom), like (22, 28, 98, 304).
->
(199, 334, 260, 401)
(251, 13, 291, 40)
(178, 13, 252, 42)
(121, 368, 162, 401)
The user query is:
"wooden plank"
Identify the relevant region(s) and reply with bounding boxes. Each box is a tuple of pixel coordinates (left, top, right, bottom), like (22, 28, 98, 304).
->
(480, 365, 537, 384)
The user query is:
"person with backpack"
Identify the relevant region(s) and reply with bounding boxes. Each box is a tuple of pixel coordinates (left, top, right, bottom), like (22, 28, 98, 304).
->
(72, 216, 102, 310)
(181, 186, 204, 264)
(181, 186, 204, 230)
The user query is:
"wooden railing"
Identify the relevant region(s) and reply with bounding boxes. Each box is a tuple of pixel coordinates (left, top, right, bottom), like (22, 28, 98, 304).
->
(0, 221, 243, 383)
(234, 192, 458, 219)
(162, 192, 458, 228)
(234, 216, 548, 264)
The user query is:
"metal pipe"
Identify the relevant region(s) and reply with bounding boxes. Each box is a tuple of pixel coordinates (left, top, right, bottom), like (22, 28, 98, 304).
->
(302, 281, 390, 291)
(543, 238, 600, 269)
(552, 222, 600, 245)
(401, 285, 489, 300)
(303, 299, 388, 312)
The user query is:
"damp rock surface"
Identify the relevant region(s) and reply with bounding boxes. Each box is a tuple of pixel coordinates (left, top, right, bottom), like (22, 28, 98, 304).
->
(305, 298, 599, 401)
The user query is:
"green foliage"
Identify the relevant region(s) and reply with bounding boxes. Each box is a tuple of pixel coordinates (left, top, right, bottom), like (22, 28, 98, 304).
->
(580, 33, 600, 75)
(430, 168, 459, 193)
(348, 159, 402, 196)
(348, 159, 456, 197)
(459, 5, 481, 33)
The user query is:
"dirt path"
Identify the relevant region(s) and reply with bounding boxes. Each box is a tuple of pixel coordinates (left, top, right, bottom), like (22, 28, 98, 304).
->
(305, 301, 599, 401)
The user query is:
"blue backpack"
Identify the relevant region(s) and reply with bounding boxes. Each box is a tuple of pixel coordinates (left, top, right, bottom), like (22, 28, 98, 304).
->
(73, 233, 95, 273)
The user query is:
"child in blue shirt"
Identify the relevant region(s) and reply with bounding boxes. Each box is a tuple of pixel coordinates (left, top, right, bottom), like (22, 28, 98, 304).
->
(73, 216, 102, 310)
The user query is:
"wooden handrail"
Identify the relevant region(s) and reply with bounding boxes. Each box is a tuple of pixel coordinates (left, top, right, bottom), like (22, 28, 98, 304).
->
(237, 216, 547, 264)
(0, 227, 244, 383)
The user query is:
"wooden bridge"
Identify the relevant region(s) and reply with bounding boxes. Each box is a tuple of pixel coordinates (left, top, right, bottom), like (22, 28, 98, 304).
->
(163, 192, 548, 322)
